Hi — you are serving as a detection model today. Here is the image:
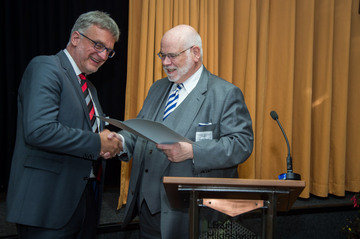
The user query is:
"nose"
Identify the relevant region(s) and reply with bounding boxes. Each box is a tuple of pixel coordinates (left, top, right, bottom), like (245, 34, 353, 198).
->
(98, 50, 109, 60)
(162, 56, 172, 65)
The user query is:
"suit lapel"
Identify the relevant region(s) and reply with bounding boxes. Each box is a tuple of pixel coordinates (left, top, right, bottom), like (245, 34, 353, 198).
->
(56, 51, 93, 130)
(139, 69, 209, 182)
(140, 80, 172, 122)
(163, 68, 209, 137)
(87, 82, 105, 131)
(156, 69, 209, 178)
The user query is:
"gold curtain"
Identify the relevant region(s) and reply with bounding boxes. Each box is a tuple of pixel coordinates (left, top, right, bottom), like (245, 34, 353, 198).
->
(118, 0, 360, 209)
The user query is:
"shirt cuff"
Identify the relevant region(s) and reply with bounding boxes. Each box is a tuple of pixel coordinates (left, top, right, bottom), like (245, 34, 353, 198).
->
(117, 133, 127, 156)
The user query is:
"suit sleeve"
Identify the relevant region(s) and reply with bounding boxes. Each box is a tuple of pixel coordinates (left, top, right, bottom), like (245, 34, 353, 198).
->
(19, 56, 101, 159)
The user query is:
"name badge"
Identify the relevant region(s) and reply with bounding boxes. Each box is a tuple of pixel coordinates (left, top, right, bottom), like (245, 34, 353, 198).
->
(196, 131, 213, 141)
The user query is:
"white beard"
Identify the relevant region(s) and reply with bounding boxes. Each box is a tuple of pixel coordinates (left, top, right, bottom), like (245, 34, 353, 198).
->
(164, 54, 193, 82)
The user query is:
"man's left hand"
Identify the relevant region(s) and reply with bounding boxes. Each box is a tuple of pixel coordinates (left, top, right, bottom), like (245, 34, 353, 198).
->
(156, 142, 193, 162)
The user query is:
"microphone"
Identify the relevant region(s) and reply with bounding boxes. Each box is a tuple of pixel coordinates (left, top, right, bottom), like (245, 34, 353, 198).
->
(270, 111, 301, 180)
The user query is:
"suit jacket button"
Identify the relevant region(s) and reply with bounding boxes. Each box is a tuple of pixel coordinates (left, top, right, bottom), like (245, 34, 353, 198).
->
(145, 169, 149, 173)
(149, 150, 153, 154)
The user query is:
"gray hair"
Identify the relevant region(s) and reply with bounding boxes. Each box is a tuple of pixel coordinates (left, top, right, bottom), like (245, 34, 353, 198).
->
(186, 30, 203, 60)
(70, 11, 120, 42)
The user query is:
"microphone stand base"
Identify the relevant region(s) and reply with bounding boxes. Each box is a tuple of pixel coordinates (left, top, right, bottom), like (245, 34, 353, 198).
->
(278, 172, 301, 180)
(285, 172, 301, 180)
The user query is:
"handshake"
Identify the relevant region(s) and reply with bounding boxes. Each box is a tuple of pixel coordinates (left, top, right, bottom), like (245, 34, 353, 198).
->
(99, 129, 122, 159)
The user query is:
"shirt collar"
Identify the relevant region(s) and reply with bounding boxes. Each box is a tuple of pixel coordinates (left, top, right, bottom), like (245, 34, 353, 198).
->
(176, 65, 204, 93)
(64, 49, 82, 76)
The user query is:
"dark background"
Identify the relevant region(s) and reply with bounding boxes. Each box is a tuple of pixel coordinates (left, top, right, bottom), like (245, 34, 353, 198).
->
(0, 0, 129, 192)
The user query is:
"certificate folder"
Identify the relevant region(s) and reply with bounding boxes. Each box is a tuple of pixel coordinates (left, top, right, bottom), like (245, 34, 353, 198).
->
(96, 116, 193, 144)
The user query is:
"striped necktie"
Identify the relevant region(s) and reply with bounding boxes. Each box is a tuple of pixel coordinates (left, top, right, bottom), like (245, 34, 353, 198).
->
(80, 74, 102, 196)
(163, 84, 183, 120)
(79, 73, 99, 133)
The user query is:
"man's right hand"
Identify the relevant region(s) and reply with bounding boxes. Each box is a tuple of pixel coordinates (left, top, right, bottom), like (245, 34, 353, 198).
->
(99, 129, 122, 159)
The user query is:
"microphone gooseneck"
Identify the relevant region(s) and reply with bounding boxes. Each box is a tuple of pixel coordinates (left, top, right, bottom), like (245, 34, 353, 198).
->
(270, 111, 291, 162)
(270, 111, 301, 180)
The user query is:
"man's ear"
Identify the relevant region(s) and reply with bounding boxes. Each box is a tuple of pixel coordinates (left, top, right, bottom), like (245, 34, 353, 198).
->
(71, 31, 81, 46)
(192, 46, 201, 62)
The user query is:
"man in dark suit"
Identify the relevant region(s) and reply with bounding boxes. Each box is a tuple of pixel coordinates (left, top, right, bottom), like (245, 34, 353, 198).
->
(6, 11, 122, 239)
(114, 24, 254, 238)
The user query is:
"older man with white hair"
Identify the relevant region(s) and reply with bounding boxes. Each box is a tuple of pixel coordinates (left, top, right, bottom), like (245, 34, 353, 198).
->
(116, 24, 254, 238)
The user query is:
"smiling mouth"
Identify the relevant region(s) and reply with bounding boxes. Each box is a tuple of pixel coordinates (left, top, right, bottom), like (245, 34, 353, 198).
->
(166, 68, 176, 73)
(90, 56, 100, 63)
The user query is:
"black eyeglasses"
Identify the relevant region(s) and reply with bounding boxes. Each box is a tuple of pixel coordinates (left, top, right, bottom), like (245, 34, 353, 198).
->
(157, 46, 194, 61)
(79, 32, 115, 58)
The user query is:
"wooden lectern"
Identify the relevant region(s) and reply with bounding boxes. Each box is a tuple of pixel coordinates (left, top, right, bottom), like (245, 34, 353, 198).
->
(163, 177, 305, 239)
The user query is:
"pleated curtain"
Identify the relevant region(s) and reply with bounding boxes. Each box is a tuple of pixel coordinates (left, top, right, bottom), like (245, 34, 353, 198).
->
(118, 0, 360, 209)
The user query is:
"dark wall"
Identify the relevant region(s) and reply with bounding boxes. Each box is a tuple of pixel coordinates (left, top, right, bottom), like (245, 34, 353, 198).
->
(0, 0, 129, 191)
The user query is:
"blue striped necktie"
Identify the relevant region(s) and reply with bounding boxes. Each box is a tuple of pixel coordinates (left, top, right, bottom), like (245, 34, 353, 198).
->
(163, 84, 183, 120)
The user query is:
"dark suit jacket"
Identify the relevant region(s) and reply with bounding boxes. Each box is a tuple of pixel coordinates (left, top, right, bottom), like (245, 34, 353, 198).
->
(120, 67, 254, 238)
(6, 50, 105, 229)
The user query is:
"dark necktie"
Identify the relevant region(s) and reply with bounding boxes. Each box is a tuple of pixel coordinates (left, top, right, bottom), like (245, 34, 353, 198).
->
(79, 74, 102, 192)
(79, 73, 99, 133)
